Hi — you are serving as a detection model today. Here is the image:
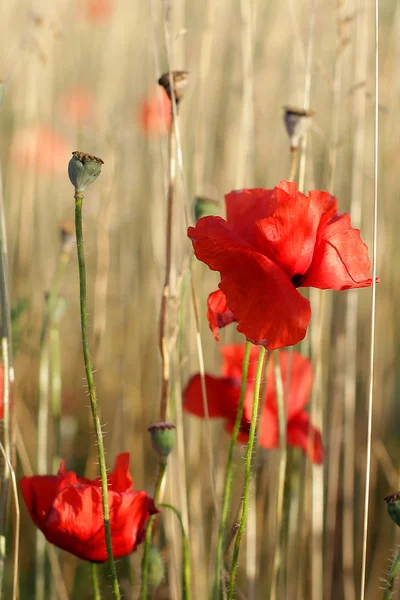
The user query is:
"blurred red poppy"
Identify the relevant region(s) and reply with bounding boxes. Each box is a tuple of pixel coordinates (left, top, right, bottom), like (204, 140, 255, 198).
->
(138, 88, 171, 136)
(188, 181, 374, 350)
(58, 88, 94, 126)
(10, 126, 70, 175)
(20, 453, 158, 562)
(84, 0, 113, 22)
(183, 345, 323, 464)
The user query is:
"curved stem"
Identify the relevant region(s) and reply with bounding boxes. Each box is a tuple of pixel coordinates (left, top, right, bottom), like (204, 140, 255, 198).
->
(140, 460, 167, 599)
(74, 191, 120, 600)
(160, 503, 191, 600)
(91, 563, 101, 600)
(228, 346, 266, 599)
(384, 550, 400, 600)
(213, 341, 252, 600)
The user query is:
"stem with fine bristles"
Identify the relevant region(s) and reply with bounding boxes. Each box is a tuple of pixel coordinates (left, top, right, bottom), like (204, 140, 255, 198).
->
(74, 190, 121, 600)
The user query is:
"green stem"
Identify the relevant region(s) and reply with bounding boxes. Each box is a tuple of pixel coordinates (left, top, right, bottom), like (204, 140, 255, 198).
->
(213, 341, 252, 600)
(271, 351, 287, 600)
(74, 191, 120, 600)
(140, 460, 167, 599)
(91, 563, 101, 600)
(50, 319, 62, 472)
(228, 346, 266, 599)
(160, 503, 191, 600)
(384, 550, 400, 600)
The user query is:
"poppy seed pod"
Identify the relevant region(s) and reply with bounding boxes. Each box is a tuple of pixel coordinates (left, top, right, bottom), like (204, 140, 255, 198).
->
(147, 545, 165, 591)
(194, 196, 220, 222)
(148, 422, 176, 459)
(283, 106, 314, 150)
(68, 151, 103, 192)
(158, 71, 189, 104)
(385, 492, 400, 527)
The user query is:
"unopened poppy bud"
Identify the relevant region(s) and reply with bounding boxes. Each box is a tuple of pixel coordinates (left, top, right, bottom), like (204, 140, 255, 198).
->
(385, 492, 400, 527)
(283, 106, 314, 150)
(147, 545, 165, 591)
(158, 71, 189, 104)
(68, 151, 103, 192)
(194, 196, 219, 222)
(148, 422, 176, 458)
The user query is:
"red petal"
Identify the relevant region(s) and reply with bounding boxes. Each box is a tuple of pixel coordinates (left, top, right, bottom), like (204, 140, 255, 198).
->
(264, 351, 313, 420)
(108, 453, 133, 492)
(224, 188, 278, 245)
(183, 373, 241, 422)
(254, 187, 338, 280)
(207, 290, 236, 342)
(221, 344, 265, 384)
(20, 475, 60, 527)
(287, 412, 324, 464)
(301, 213, 373, 290)
(188, 217, 311, 350)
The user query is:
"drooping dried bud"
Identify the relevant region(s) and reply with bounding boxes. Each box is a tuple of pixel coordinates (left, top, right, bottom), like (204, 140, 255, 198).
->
(158, 71, 189, 105)
(59, 220, 76, 252)
(194, 196, 220, 222)
(385, 492, 400, 527)
(68, 151, 103, 192)
(147, 545, 165, 591)
(148, 422, 176, 459)
(283, 106, 314, 150)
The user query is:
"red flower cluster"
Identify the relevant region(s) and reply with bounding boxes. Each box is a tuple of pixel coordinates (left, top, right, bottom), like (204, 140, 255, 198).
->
(188, 181, 374, 350)
(183, 345, 323, 463)
(20, 453, 157, 562)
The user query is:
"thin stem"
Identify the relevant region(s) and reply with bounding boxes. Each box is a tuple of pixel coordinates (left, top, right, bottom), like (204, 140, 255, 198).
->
(91, 563, 101, 600)
(213, 341, 252, 600)
(50, 319, 62, 472)
(384, 550, 400, 600)
(228, 346, 266, 599)
(74, 191, 121, 600)
(158, 113, 177, 423)
(140, 460, 167, 599)
(160, 503, 191, 600)
(271, 351, 287, 600)
(360, 0, 379, 597)
(289, 148, 298, 182)
(0, 441, 19, 600)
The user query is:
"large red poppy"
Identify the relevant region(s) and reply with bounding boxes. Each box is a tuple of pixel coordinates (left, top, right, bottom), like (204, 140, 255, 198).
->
(183, 345, 324, 464)
(20, 453, 158, 562)
(188, 181, 374, 350)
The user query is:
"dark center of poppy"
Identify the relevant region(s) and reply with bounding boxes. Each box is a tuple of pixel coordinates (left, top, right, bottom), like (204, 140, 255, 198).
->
(291, 273, 303, 287)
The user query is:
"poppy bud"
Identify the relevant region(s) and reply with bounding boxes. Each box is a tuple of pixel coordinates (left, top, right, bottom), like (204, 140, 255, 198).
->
(158, 71, 189, 105)
(283, 106, 314, 150)
(385, 492, 400, 527)
(148, 422, 176, 459)
(194, 196, 220, 222)
(68, 151, 103, 192)
(147, 545, 165, 591)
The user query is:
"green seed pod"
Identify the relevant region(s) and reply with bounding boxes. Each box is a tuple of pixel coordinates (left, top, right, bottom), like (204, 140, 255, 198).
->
(147, 545, 165, 591)
(148, 422, 176, 459)
(68, 151, 103, 192)
(194, 196, 220, 222)
(385, 492, 400, 527)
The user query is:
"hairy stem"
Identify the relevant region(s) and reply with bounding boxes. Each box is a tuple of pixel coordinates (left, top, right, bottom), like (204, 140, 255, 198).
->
(228, 346, 266, 598)
(160, 503, 191, 600)
(384, 550, 400, 600)
(74, 191, 120, 600)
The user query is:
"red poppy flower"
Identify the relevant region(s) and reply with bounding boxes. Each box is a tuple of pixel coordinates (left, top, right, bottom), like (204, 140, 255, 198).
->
(10, 126, 71, 175)
(138, 88, 171, 137)
(20, 453, 158, 562)
(183, 345, 324, 464)
(58, 88, 95, 126)
(84, 0, 114, 22)
(188, 181, 374, 350)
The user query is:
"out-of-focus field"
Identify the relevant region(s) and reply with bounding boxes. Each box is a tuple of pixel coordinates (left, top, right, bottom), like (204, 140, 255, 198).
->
(1, 0, 400, 598)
